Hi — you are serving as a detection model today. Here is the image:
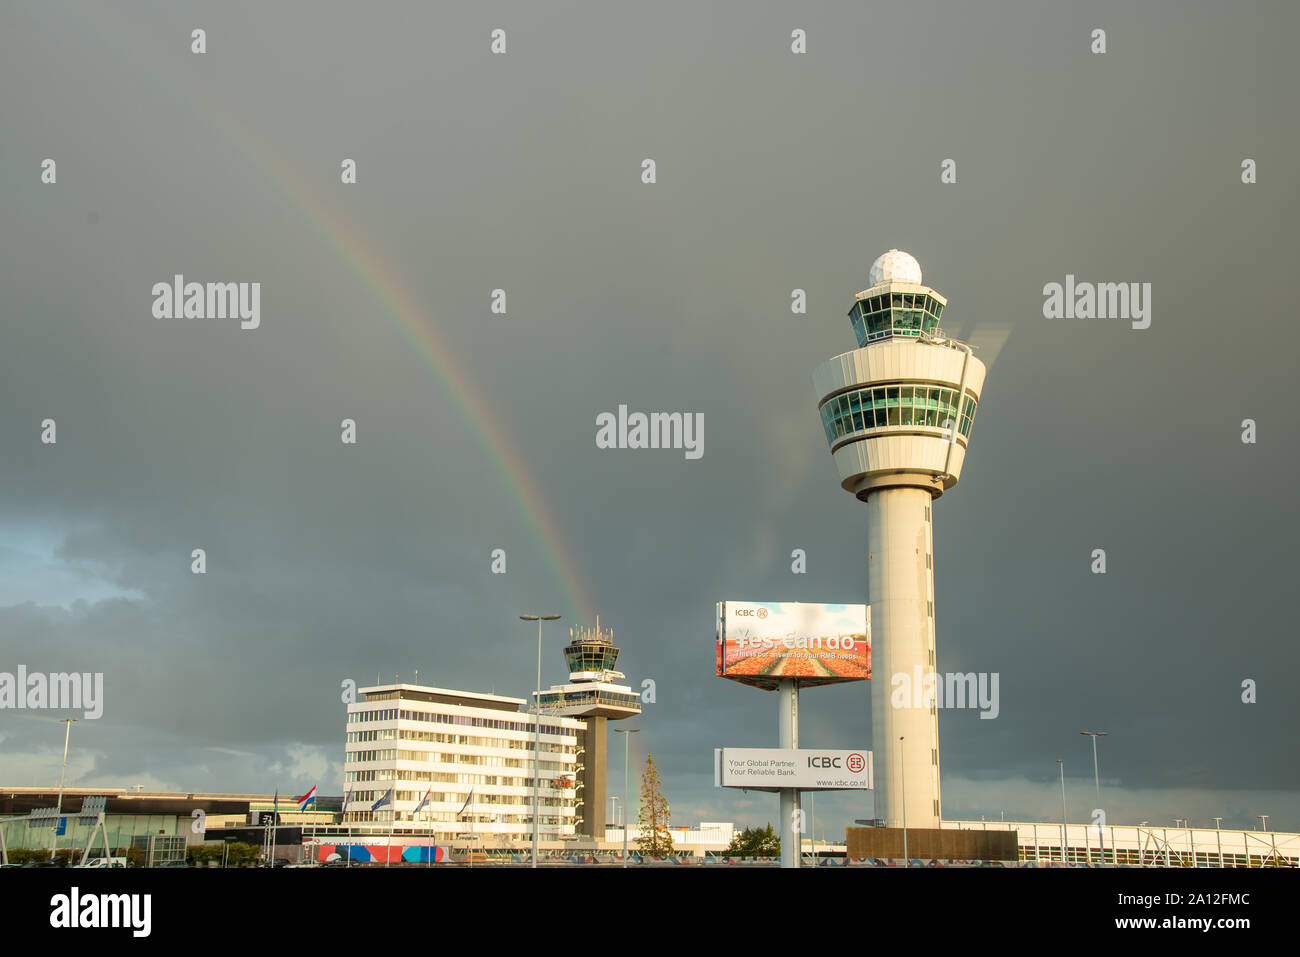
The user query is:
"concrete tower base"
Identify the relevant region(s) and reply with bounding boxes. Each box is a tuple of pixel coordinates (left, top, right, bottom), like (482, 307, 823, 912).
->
(867, 486, 942, 829)
(577, 716, 607, 840)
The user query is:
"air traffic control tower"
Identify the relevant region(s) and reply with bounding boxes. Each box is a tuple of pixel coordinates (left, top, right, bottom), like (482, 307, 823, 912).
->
(813, 250, 987, 829)
(536, 618, 641, 841)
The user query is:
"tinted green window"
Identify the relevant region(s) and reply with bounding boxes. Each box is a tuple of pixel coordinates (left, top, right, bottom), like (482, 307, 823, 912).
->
(822, 386, 975, 447)
(891, 294, 902, 307)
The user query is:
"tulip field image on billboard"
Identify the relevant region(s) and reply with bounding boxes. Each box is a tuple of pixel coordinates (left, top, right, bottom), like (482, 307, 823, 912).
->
(715, 601, 870, 690)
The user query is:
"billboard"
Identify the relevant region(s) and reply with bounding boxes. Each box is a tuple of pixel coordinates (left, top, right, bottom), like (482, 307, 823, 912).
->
(714, 748, 874, 792)
(716, 601, 870, 689)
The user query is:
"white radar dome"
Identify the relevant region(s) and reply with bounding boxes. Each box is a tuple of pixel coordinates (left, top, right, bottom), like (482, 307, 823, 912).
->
(869, 249, 923, 286)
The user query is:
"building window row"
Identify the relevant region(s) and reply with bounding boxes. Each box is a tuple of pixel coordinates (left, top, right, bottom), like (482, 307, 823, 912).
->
(349, 749, 397, 763)
(849, 292, 944, 346)
(564, 648, 619, 672)
(538, 690, 642, 710)
(346, 750, 569, 767)
(820, 384, 977, 445)
(348, 707, 572, 739)
(343, 810, 569, 826)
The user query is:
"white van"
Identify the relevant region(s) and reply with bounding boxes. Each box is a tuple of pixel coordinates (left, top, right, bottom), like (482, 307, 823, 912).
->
(77, 856, 128, 868)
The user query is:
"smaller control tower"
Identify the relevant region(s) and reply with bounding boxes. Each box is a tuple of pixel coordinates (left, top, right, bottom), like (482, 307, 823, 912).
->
(536, 618, 641, 841)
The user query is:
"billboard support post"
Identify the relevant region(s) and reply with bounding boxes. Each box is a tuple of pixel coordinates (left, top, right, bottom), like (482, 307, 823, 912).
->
(778, 678, 800, 869)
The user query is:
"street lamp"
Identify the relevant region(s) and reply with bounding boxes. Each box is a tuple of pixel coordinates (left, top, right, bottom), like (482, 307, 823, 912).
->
(609, 796, 619, 837)
(521, 613, 561, 868)
(615, 727, 640, 867)
(1080, 731, 1108, 865)
(51, 718, 78, 861)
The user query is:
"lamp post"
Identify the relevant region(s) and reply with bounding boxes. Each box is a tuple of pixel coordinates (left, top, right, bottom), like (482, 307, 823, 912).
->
(1057, 759, 1068, 864)
(1213, 817, 1224, 868)
(615, 727, 639, 866)
(51, 718, 77, 861)
(1079, 731, 1108, 865)
(520, 613, 560, 868)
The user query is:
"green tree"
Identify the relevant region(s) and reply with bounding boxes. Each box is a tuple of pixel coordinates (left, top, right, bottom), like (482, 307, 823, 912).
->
(635, 754, 674, 856)
(727, 823, 780, 858)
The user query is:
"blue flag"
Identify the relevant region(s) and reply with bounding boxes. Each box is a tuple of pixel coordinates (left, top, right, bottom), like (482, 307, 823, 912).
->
(371, 787, 393, 811)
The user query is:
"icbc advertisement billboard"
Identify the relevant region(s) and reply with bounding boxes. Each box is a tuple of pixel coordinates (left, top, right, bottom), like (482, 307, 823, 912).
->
(715, 601, 870, 690)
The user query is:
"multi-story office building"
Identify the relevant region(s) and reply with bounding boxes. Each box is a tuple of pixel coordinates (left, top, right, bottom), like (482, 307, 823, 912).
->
(343, 684, 583, 840)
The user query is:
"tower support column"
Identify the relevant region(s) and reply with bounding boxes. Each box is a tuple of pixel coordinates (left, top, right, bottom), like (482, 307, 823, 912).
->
(578, 716, 607, 840)
(867, 486, 942, 829)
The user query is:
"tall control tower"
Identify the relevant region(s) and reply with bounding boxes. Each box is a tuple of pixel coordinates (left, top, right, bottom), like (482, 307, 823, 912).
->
(537, 618, 641, 841)
(812, 250, 987, 829)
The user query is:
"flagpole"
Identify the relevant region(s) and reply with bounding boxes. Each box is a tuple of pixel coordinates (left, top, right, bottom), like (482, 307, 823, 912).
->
(387, 799, 395, 868)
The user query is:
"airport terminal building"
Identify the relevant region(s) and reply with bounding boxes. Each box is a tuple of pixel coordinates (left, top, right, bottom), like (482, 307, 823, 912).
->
(342, 683, 584, 840)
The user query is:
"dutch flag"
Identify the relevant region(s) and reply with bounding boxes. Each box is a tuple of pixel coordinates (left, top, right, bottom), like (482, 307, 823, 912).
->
(297, 786, 317, 811)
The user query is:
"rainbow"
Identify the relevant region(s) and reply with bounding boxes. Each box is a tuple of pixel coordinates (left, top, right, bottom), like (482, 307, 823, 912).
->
(89, 10, 593, 619)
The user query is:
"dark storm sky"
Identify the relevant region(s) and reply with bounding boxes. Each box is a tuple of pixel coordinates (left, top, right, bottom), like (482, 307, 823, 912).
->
(1, 0, 1297, 834)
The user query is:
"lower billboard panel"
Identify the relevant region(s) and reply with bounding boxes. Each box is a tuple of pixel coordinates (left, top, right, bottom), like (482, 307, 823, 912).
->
(714, 748, 874, 791)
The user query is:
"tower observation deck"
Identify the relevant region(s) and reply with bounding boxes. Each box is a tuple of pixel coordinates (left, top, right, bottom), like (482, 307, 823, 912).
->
(536, 617, 640, 841)
(812, 250, 987, 829)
